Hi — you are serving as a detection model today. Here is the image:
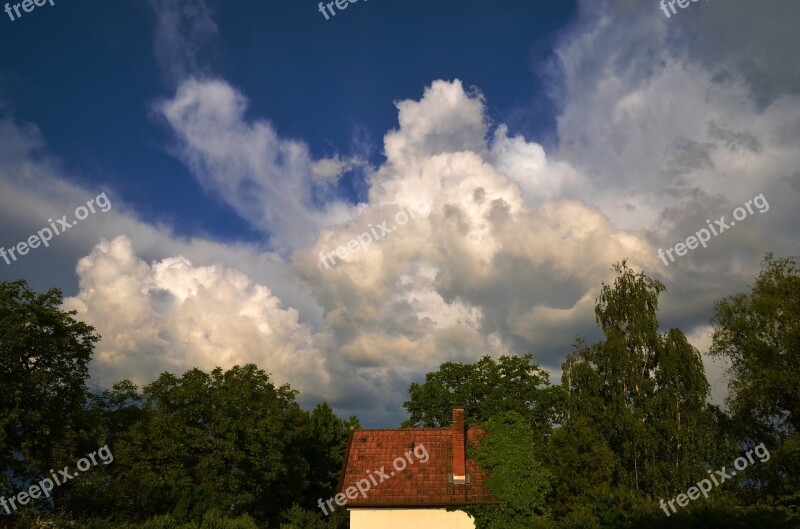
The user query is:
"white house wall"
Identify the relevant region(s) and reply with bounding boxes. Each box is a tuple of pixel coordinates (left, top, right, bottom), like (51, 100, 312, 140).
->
(349, 508, 476, 529)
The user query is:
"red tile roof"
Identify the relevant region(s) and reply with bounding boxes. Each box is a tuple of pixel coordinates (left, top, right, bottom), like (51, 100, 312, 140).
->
(337, 426, 499, 508)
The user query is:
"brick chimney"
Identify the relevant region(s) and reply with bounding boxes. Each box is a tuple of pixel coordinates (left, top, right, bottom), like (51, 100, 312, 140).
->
(452, 408, 466, 484)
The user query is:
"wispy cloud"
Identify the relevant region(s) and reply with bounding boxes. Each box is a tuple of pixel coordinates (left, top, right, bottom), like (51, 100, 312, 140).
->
(149, 0, 219, 84)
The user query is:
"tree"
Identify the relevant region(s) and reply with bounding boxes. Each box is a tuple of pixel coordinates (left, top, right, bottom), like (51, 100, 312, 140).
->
(279, 503, 344, 529)
(459, 412, 552, 529)
(300, 403, 359, 510)
(99, 365, 310, 527)
(0, 279, 99, 507)
(546, 414, 618, 520)
(64, 380, 148, 520)
(560, 261, 715, 503)
(649, 328, 721, 490)
(710, 253, 800, 501)
(67, 374, 361, 526)
(402, 354, 564, 439)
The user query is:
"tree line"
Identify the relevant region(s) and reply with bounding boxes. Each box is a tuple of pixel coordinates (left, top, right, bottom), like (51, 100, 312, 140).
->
(1, 254, 798, 529)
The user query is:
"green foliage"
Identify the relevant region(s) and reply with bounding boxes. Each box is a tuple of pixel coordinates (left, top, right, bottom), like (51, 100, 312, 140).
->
(12, 512, 263, 529)
(63, 381, 146, 519)
(299, 404, 359, 509)
(460, 412, 551, 529)
(710, 254, 800, 432)
(194, 511, 259, 529)
(402, 354, 564, 442)
(559, 261, 716, 502)
(0, 279, 99, 505)
(96, 365, 309, 526)
(278, 504, 346, 529)
(546, 416, 618, 518)
(710, 253, 800, 500)
(279, 504, 325, 529)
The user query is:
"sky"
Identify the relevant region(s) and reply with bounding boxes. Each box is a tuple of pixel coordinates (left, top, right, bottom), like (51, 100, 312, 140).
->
(0, 0, 798, 426)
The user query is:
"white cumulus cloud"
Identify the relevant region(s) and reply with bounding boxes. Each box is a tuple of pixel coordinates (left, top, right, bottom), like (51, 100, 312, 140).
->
(63, 236, 332, 397)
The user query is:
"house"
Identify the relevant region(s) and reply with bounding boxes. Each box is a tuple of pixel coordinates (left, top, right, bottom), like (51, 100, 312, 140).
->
(335, 408, 499, 529)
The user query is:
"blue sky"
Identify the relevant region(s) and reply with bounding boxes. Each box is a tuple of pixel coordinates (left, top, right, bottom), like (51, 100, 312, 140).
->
(0, 0, 573, 245)
(1, 0, 798, 426)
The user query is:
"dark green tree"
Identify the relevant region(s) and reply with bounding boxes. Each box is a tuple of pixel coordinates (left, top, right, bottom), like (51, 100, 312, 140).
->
(98, 365, 309, 527)
(652, 329, 724, 488)
(279, 503, 345, 529)
(710, 253, 800, 502)
(546, 414, 618, 520)
(65, 380, 147, 520)
(402, 354, 564, 437)
(300, 403, 359, 510)
(0, 279, 99, 507)
(560, 261, 715, 508)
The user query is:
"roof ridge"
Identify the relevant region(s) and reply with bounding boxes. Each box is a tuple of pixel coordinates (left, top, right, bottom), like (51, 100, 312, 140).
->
(351, 426, 486, 431)
(353, 426, 450, 432)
